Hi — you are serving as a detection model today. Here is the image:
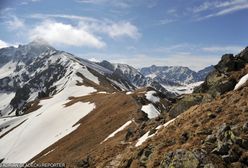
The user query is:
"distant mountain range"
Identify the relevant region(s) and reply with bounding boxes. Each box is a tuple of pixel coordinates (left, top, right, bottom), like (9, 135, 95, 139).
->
(140, 65, 214, 86)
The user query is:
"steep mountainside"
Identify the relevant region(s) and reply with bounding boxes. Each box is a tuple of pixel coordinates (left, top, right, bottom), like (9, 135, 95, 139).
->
(34, 46, 248, 168)
(1, 40, 247, 168)
(0, 41, 175, 163)
(140, 65, 214, 85)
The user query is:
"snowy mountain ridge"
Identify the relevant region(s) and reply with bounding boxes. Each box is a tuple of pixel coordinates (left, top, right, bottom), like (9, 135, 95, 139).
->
(0, 40, 236, 165)
(0, 41, 179, 118)
(140, 65, 214, 85)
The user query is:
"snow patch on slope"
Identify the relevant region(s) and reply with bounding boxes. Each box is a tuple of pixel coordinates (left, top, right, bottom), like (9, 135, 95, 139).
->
(0, 92, 15, 112)
(234, 73, 248, 90)
(135, 131, 155, 147)
(145, 91, 160, 103)
(102, 120, 132, 143)
(0, 61, 16, 79)
(0, 72, 96, 163)
(141, 104, 160, 119)
(136, 116, 179, 147)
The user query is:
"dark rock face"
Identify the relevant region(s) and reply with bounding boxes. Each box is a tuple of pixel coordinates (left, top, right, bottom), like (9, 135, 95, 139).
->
(10, 63, 67, 114)
(238, 47, 248, 62)
(194, 48, 248, 97)
(168, 94, 210, 117)
(160, 149, 199, 168)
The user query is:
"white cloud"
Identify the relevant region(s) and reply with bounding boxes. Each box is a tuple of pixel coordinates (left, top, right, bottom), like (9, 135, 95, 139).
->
(0, 39, 9, 49)
(104, 21, 140, 39)
(29, 20, 106, 48)
(78, 20, 140, 39)
(204, 3, 248, 18)
(151, 44, 245, 56)
(29, 14, 141, 39)
(6, 16, 25, 30)
(192, 0, 248, 19)
(30, 13, 97, 22)
(76, 0, 130, 8)
(0, 39, 17, 49)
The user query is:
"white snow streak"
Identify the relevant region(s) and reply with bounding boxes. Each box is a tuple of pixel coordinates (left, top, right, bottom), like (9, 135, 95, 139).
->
(102, 120, 132, 143)
(234, 73, 248, 90)
(135, 131, 155, 147)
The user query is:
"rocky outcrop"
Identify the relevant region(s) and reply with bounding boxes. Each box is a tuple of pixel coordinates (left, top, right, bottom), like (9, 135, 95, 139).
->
(168, 93, 212, 117)
(159, 122, 248, 168)
(194, 48, 248, 97)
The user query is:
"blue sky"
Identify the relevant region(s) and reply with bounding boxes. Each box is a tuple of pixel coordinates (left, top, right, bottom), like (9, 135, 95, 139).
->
(0, 0, 248, 70)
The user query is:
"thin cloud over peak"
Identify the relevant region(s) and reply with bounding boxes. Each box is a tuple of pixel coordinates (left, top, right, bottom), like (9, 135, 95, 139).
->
(0, 39, 10, 49)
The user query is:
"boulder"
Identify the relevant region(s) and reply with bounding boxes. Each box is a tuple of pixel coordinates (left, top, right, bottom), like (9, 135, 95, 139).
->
(169, 94, 204, 117)
(77, 156, 93, 168)
(160, 149, 199, 168)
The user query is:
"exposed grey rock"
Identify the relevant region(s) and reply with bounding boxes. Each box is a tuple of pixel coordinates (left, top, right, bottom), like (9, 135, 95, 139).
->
(160, 149, 199, 168)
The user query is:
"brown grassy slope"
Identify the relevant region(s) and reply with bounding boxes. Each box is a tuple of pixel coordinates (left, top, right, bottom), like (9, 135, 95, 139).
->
(116, 83, 248, 168)
(31, 92, 140, 167)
